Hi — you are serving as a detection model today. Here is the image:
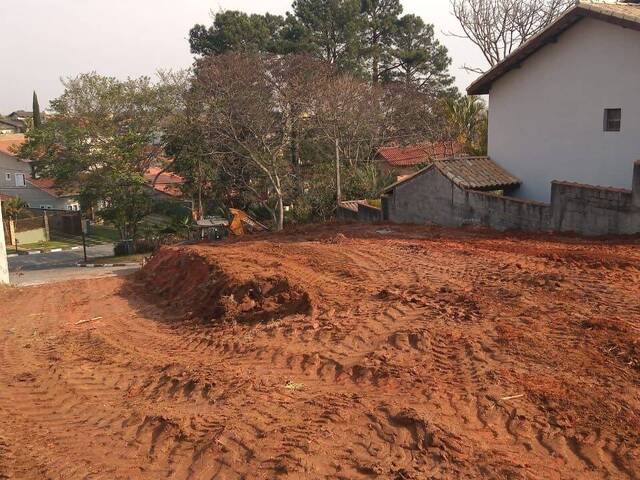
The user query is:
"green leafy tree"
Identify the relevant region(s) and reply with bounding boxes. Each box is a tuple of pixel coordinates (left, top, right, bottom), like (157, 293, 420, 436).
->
(291, 0, 364, 72)
(32, 91, 42, 129)
(190, 11, 286, 55)
(389, 14, 455, 96)
(360, 0, 403, 83)
(2, 196, 27, 221)
(18, 73, 181, 240)
(443, 95, 488, 155)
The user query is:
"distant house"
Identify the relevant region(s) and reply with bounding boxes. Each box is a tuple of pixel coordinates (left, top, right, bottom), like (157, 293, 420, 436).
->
(0, 134, 80, 211)
(0, 117, 25, 134)
(7, 111, 35, 123)
(375, 141, 465, 176)
(468, 1, 640, 202)
(144, 167, 186, 200)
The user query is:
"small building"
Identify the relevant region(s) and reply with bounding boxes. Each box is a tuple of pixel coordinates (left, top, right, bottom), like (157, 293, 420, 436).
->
(0, 118, 25, 134)
(25, 178, 80, 211)
(0, 135, 80, 211)
(468, 1, 640, 202)
(382, 156, 640, 236)
(375, 141, 465, 177)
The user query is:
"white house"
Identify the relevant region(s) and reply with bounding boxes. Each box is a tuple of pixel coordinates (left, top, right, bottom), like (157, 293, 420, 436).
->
(468, 1, 640, 202)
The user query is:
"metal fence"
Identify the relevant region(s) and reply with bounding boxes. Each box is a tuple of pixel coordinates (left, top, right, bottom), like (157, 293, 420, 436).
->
(47, 211, 82, 236)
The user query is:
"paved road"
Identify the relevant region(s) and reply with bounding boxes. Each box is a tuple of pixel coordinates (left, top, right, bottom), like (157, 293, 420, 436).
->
(10, 265, 140, 286)
(8, 243, 115, 272)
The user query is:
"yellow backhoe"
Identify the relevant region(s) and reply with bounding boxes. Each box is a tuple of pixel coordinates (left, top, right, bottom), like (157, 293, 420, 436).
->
(228, 208, 269, 236)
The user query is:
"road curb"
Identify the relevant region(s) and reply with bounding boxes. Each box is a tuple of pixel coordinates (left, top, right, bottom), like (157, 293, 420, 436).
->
(9, 244, 112, 256)
(76, 263, 139, 268)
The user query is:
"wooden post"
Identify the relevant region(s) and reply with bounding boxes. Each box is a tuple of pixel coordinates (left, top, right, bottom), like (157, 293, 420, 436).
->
(0, 200, 10, 284)
(43, 211, 50, 241)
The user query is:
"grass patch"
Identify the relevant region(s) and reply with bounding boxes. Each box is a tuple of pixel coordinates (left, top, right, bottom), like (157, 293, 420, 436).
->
(88, 224, 120, 242)
(15, 240, 77, 251)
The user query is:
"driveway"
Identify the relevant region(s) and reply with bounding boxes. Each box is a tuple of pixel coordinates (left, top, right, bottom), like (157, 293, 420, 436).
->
(8, 243, 115, 272)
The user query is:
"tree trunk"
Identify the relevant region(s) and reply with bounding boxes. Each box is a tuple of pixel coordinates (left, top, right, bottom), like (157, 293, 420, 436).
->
(335, 138, 342, 205)
(277, 195, 284, 231)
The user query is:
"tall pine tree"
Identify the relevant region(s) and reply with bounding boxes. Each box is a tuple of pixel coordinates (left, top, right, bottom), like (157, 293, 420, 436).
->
(32, 91, 42, 129)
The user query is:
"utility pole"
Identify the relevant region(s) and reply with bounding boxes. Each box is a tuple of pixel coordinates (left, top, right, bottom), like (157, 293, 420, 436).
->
(0, 199, 10, 284)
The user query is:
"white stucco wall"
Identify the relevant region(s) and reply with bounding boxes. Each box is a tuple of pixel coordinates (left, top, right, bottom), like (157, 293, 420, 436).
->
(488, 18, 640, 202)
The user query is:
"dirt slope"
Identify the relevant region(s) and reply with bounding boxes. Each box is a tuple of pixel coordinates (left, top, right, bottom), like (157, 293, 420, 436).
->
(0, 224, 639, 479)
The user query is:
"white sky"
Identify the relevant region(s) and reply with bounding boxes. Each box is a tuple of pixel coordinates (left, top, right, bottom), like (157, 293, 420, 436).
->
(0, 0, 484, 113)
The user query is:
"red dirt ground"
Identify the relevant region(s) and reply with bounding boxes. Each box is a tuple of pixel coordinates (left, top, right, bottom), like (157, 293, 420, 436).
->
(0, 223, 639, 479)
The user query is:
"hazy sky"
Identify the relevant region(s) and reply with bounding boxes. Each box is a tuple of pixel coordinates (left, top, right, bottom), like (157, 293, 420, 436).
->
(0, 0, 484, 113)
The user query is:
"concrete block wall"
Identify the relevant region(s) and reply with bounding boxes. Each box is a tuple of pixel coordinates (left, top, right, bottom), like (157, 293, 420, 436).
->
(357, 203, 382, 223)
(550, 181, 639, 235)
(384, 161, 640, 236)
(384, 167, 550, 232)
(338, 201, 383, 223)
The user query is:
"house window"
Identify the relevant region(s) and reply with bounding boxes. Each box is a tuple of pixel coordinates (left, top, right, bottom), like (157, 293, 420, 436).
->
(15, 173, 26, 187)
(4, 173, 10, 181)
(604, 108, 621, 132)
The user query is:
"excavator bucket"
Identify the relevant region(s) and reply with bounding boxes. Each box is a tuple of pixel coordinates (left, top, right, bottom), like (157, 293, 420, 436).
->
(228, 208, 269, 236)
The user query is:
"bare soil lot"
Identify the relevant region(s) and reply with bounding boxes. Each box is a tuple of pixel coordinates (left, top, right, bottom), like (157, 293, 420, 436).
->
(1, 224, 639, 479)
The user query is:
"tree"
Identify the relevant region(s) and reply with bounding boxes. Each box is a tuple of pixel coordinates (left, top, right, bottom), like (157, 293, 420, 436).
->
(190, 54, 321, 230)
(312, 73, 384, 203)
(291, 0, 364, 72)
(18, 73, 181, 240)
(389, 15, 455, 96)
(32, 91, 42, 129)
(451, 0, 572, 72)
(360, 0, 403, 83)
(442, 95, 487, 155)
(189, 11, 290, 56)
(1, 197, 27, 222)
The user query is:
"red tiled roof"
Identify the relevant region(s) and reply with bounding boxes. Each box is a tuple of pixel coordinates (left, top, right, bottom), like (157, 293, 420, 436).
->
(0, 193, 15, 202)
(376, 141, 465, 167)
(0, 134, 26, 157)
(144, 167, 185, 198)
(27, 177, 76, 198)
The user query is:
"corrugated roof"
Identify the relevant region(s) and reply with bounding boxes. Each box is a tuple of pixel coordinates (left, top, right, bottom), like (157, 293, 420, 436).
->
(376, 141, 465, 167)
(382, 156, 520, 193)
(582, 2, 640, 22)
(468, 2, 640, 95)
(434, 157, 520, 190)
(339, 200, 360, 212)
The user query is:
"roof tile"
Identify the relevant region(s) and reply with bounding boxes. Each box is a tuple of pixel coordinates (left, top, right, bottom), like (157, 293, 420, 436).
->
(377, 142, 465, 167)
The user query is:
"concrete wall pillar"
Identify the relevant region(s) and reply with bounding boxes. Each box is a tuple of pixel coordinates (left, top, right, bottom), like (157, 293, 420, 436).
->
(0, 201, 10, 284)
(633, 160, 640, 208)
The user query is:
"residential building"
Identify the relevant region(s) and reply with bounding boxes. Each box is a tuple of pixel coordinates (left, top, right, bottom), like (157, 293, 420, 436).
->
(0, 134, 80, 211)
(0, 117, 25, 134)
(375, 141, 465, 177)
(468, 2, 640, 202)
(144, 167, 186, 200)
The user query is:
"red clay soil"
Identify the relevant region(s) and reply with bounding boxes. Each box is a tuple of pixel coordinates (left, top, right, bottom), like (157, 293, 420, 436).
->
(0, 223, 639, 479)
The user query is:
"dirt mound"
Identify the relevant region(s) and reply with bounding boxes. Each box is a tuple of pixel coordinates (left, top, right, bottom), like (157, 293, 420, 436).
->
(1, 223, 639, 479)
(138, 247, 313, 323)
